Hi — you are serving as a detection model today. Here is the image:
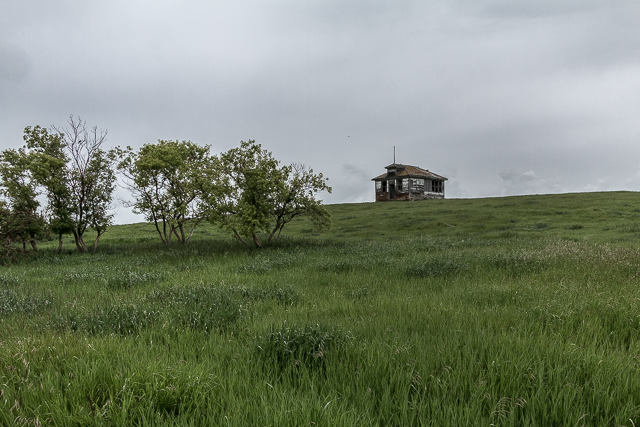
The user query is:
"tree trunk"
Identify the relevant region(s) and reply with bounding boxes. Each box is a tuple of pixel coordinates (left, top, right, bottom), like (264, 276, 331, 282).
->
(163, 220, 172, 243)
(267, 229, 276, 245)
(172, 225, 182, 243)
(153, 219, 168, 244)
(73, 232, 89, 253)
(56, 233, 63, 254)
(185, 225, 196, 243)
(29, 233, 37, 251)
(93, 230, 103, 254)
(178, 223, 186, 243)
(252, 233, 262, 248)
(274, 226, 285, 243)
(267, 221, 284, 245)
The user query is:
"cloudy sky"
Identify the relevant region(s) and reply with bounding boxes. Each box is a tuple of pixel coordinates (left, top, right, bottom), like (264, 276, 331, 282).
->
(1, 0, 639, 223)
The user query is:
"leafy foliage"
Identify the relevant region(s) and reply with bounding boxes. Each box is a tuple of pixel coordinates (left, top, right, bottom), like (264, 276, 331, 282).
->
(2, 130, 331, 254)
(0, 148, 45, 252)
(203, 140, 331, 247)
(25, 117, 117, 253)
(117, 140, 210, 244)
(23, 125, 72, 253)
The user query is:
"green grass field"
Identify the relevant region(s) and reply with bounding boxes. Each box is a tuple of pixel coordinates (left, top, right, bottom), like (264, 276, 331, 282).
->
(2, 191, 640, 426)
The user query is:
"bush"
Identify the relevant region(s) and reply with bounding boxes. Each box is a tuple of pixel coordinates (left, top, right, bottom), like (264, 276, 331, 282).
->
(256, 323, 353, 375)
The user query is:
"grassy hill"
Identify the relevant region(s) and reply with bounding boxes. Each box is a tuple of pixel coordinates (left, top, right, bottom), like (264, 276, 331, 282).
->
(2, 192, 640, 425)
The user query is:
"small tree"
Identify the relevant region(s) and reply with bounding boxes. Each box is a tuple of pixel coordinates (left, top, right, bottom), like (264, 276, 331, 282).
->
(0, 148, 45, 251)
(117, 140, 210, 244)
(23, 125, 72, 253)
(84, 148, 117, 253)
(26, 117, 116, 253)
(0, 201, 22, 264)
(203, 140, 331, 248)
(267, 162, 331, 244)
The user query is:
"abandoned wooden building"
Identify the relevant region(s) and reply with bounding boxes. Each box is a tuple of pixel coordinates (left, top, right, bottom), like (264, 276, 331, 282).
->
(372, 163, 448, 201)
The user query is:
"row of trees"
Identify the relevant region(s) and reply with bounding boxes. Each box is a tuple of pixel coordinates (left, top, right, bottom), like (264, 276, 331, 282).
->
(0, 117, 331, 256)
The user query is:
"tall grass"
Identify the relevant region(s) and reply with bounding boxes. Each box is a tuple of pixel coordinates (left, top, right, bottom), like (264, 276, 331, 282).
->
(1, 192, 640, 425)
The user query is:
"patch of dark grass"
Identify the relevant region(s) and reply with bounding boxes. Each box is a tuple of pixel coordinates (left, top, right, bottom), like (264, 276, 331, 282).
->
(106, 271, 165, 290)
(233, 284, 299, 305)
(564, 224, 584, 230)
(462, 287, 534, 309)
(619, 225, 640, 233)
(405, 259, 468, 278)
(145, 285, 242, 333)
(57, 305, 159, 336)
(492, 225, 513, 231)
(236, 256, 299, 274)
(176, 304, 239, 333)
(531, 222, 549, 230)
(486, 254, 543, 276)
(0, 274, 23, 287)
(317, 260, 358, 274)
(256, 323, 354, 376)
(0, 288, 51, 316)
(343, 286, 374, 300)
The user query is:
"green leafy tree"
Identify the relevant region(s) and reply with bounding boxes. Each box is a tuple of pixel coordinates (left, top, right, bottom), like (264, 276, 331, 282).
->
(0, 201, 22, 264)
(0, 147, 45, 251)
(26, 117, 116, 253)
(267, 162, 331, 244)
(203, 140, 331, 248)
(117, 140, 210, 244)
(23, 125, 72, 253)
(83, 148, 117, 252)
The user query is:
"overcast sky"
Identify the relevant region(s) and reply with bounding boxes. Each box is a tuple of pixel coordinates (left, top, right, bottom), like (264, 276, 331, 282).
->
(2, 1, 639, 223)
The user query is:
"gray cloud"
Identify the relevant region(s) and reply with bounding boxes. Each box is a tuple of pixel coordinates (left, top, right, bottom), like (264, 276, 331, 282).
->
(0, 45, 30, 82)
(478, 0, 638, 18)
(498, 169, 562, 196)
(0, 1, 639, 222)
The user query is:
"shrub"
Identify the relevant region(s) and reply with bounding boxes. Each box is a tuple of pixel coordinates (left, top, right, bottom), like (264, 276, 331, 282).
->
(256, 323, 353, 374)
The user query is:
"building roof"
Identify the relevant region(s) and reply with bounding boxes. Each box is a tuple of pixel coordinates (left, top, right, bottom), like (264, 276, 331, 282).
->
(371, 163, 447, 181)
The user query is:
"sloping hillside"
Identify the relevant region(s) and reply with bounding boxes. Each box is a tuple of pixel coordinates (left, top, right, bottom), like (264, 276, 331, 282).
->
(2, 191, 640, 426)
